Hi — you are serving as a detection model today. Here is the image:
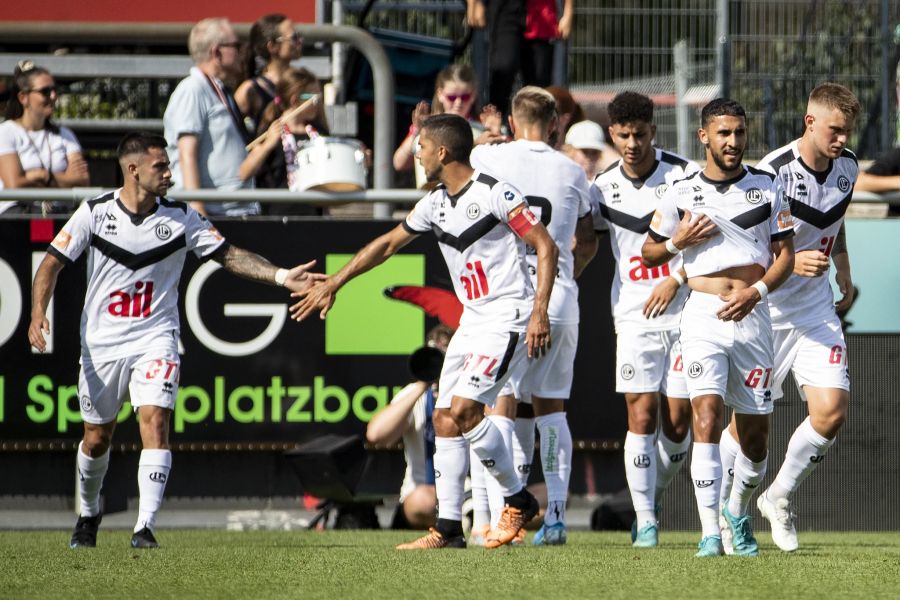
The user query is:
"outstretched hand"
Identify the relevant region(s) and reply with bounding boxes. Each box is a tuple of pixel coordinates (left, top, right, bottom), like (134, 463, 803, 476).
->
(290, 278, 338, 322)
(281, 260, 327, 294)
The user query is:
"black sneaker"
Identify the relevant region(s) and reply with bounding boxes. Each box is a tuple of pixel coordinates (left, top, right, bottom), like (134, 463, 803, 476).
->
(69, 514, 102, 548)
(130, 527, 160, 549)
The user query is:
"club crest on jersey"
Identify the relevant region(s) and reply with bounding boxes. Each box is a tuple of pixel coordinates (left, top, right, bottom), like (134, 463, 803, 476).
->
(155, 224, 172, 240)
(80, 395, 93, 412)
(837, 175, 851, 192)
(466, 203, 481, 219)
(688, 362, 703, 378)
(745, 188, 763, 204)
(655, 184, 669, 199)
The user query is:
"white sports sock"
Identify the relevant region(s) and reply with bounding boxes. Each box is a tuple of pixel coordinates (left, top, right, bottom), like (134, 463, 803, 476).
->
(768, 416, 835, 500)
(485, 415, 514, 526)
(624, 431, 657, 526)
(468, 446, 491, 530)
(690, 443, 722, 538)
(536, 412, 572, 527)
(512, 417, 535, 487)
(135, 449, 172, 533)
(718, 427, 741, 510)
(728, 451, 767, 517)
(462, 417, 521, 497)
(655, 430, 690, 502)
(77, 442, 109, 518)
(434, 436, 469, 521)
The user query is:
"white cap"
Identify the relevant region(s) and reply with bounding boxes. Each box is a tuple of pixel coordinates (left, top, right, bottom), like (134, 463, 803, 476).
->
(565, 120, 607, 151)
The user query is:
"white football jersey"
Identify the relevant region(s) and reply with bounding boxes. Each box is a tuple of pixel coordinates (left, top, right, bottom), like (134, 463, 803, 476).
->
(48, 190, 227, 361)
(471, 140, 592, 325)
(756, 140, 858, 329)
(593, 149, 699, 331)
(404, 172, 535, 329)
(650, 166, 794, 277)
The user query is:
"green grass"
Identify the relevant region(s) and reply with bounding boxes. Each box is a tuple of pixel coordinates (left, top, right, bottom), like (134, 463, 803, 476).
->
(1, 530, 898, 599)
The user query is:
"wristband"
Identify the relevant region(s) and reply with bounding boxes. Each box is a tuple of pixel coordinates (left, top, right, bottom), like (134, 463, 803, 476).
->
(751, 280, 769, 300)
(274, 268, 289, 287)
(670, 271, 686, 286)
(665, 238, 681, 254)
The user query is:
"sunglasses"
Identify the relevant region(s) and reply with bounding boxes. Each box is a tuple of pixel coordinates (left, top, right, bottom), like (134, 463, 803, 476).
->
(444, 93, 472, 103)
(29, 86, 57, 98)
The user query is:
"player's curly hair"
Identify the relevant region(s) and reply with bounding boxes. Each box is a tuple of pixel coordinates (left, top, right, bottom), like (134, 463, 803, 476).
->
(607, 91, 654, 126)
(700, 98, 746, 128)
(421, 114, 473, 163)
(808, 83, 860, 122)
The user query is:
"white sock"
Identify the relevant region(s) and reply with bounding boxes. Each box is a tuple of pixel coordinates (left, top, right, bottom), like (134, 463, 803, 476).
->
(434, 436, 469, 521)
(135, 449, 172, 532)
(485, 415, 515, 525)
(512, 417, 535, 487)
(624, 431, 657, 526)
(536, 412, 572, 527)
(77, 442, 110, 518)
(690, 442, 722, 538)
(768, 417, 835, 500)
(655, 430, 690, 502)
(468, 446, 491, 530)
(728, 452, 767, 517)
(718, 427, 741, 510)
(463, 417, 521, 497)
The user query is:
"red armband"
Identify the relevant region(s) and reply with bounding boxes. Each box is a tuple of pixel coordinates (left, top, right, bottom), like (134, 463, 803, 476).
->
(508, 205, 540, 238)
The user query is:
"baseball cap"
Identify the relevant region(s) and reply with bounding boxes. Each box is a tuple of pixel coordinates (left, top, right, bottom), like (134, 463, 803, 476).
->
(565, 120, 607, 151)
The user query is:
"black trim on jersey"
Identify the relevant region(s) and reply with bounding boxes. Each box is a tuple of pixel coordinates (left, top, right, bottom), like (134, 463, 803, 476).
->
(699, 169, 747, 194)
(671, 171, 700, 186)
(771, 229, 795, 242)
(841, 148, 858, 164)
(746, 165, 775, 180)
(203, 241, 231, 263)
(402, 220, 430, 235)
(90, 233, 186, 270)
(476, 173, 498, 188)
(87, 191, 116, 211)
(619, 161, 658, 189)
(648, 230, 668, 242)
(432, 215, 501, 252)
(47, 245, 72, 265)
(599, 160, 620, 175)
(599, 204, 655, 234)
(159, 197, 188, 213)
(494, 332, 520, 381)
(796, 156, 833, 185)
(730, 203, 771, 229)
(660, 151, 689, 169)
(116, 198, 160, 226)
(765, 148, 795, 175)
(785, 192, 852, 229)
(447, 180, 475, 208)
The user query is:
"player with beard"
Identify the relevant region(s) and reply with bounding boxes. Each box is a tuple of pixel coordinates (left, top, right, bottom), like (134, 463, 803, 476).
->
(292, 113, 558, 549)
(592, 91, 699, 547)
(642, 99, 795, 557)
(718, 83, 859, 553)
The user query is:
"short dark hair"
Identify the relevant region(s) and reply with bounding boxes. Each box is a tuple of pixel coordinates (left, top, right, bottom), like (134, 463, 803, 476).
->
(701, 98, 746, 128)
(421, 113, 473, 163)
(117, 132, 168, 160)
(607, 91, 654, 125)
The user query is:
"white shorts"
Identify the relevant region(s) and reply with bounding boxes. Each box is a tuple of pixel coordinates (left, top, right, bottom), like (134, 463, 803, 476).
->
(773, 315, 850, 400)
(679, 291, 774, 415)
(517, 322, 579, 402)
(436, 324, 528, 409)
(78, 343, 180, 424)
(615, 328, 688, 398)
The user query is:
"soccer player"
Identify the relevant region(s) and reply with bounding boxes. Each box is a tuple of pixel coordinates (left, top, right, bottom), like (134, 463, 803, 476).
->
(593, 91, 699, 547)
(292, 113, 558, 549)
(718, 83, 859, 553)
(642, 99, 795, 557)
(468, 86, 597, 545)
(28, 132, 320, 549)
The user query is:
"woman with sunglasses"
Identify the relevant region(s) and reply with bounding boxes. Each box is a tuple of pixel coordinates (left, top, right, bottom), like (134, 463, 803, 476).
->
(239, 67, 329, 215)
(0, 61, 89, 214)
(235, 14, 303, 134)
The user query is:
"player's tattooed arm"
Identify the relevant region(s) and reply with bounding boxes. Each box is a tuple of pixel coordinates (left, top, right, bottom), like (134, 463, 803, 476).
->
(218, 246, 322, 293)
(832, 223, 848, 256)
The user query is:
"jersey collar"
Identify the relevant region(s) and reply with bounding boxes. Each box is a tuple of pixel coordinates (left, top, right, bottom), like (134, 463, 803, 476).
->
(115, 190, 160, 226)
(699, 167, 748, 194)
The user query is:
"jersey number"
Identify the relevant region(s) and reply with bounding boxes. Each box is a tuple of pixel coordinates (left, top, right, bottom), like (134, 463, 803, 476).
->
(819, 236, 835, 257)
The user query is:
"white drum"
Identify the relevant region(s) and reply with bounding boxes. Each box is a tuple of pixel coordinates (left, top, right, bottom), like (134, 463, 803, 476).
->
(293, 137, 367, 192)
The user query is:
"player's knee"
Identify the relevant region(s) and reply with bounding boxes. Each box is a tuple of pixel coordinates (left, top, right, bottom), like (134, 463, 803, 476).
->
(627, 410, 656, 434)
(449, 402, 481, 432)
(433, 409, 461, 437)
(139, 409, 171, 448)
(691, 404, 722, 439)
(82, 429, 112, 455)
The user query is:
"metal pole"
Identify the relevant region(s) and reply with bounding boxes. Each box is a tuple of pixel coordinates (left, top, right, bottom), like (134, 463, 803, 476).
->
(674, 41, 690, 159)
(880, 0, 891, 153)
(331, 0, 346, 103)
(716, 0, 731, 99)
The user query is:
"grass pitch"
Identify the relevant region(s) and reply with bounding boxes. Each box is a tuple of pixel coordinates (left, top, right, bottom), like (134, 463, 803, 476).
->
(1, 530, 898, 599)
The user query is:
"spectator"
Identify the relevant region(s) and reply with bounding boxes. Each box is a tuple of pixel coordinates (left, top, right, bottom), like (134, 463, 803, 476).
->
(240, 67, 329, 215)
(0, 61, 89, 214)
(854, 148, 900, 216)
(523, 0, 574, 88)
(164, 17, 259, 217)
(235, 14, 303, 134)
(546, 85, 585, 149)
(563, 119, 608, 180)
